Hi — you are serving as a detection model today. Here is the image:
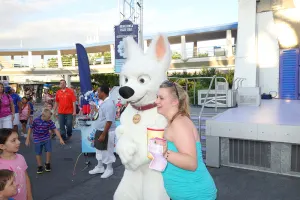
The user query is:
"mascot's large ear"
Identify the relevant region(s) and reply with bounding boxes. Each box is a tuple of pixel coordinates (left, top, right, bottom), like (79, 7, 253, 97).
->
(147, 34, 171, 72)
(123, 36, 143, 59)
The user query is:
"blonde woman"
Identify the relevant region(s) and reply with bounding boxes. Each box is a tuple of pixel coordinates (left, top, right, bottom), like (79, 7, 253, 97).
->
(155, 80, 217, 200)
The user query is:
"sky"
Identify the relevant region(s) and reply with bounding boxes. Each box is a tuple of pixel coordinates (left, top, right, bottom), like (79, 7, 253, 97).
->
(0, 0, 238, 49)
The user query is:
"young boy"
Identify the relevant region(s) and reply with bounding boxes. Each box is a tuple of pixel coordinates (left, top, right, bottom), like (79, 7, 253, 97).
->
(0, 169, 17, 200)
(25, 109, 65, 174)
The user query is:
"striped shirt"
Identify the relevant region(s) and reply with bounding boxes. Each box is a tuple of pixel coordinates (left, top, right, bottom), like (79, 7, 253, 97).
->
(30, 116, 56, 143)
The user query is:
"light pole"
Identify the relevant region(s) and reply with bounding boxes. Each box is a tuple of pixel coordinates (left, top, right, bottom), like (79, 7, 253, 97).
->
(137, 0, 143, 49)
(119, 0, 144, 49)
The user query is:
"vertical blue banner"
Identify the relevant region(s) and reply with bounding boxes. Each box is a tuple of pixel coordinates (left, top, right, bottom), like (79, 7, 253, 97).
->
(76, 43, 92, 107)
(76, 43, 92, 94)
(114, 20, 139, 73)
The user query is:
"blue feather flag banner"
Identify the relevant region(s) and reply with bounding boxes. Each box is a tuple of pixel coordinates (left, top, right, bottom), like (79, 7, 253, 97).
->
(76, 43, 92, 94)
(76, 43, 92, 112)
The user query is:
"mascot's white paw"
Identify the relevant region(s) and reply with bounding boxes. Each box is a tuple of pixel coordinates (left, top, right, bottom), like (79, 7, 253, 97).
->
(116, 137, 137, 167)
(115, 125, 125, 140)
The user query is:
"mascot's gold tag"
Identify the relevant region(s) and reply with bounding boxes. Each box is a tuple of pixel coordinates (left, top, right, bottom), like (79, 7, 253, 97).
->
(133, 114, 141, 124)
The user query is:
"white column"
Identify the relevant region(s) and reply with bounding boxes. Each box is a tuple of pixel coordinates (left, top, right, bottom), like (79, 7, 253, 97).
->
(101, 56, 104, 65)
(110, 44, 115, 65)
(72, 58, 76, 66)
(11, 56, 14, 68)
(28, 51, 33, 68)
(57, 50, 63, 68)
(144, 40, 148, 53)
(234, 0, 258, 87)
(226, 30, 233, 57)
(65, 74, 71, 87)
(41, 55, 44, 67)
(193, 41, 198, 57)
(181, 35, 187, 60)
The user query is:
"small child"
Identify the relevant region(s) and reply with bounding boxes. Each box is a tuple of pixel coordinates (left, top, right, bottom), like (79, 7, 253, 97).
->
(19, 97, 31, 138)
(25, 109, 65, 174)
(0, 129, 33, 200)
(0, 169, 17, 200)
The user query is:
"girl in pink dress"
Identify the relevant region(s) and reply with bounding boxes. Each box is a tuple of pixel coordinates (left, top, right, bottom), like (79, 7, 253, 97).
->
(19, 97, 31, 137)
(0, 128, 33, 200)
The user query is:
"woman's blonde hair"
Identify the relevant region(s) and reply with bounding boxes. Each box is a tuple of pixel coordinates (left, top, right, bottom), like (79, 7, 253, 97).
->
(159, 80, 190, 122)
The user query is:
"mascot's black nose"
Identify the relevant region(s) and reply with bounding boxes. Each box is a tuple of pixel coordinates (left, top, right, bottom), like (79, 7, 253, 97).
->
(119, 86, 135, 99)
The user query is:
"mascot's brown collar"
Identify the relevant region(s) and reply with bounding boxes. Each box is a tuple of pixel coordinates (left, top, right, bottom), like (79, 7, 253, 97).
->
(131, 103, 157, 111)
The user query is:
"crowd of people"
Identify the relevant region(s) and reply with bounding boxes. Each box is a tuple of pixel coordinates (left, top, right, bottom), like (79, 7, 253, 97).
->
(0, 79, 121, 200)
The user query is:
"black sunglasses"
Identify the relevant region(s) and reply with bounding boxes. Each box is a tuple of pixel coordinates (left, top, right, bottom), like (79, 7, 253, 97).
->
(162, 80, 179, 99)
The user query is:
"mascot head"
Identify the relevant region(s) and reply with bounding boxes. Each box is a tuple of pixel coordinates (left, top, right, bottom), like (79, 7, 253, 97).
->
(119, 35, 171, 106)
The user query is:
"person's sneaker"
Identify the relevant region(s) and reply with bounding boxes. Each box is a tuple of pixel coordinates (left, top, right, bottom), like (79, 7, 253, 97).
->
(101, 168, 113, 179)
(37, 166, 43, 174)
(88, 166, 105, 175)
(45, 163, 51, 172)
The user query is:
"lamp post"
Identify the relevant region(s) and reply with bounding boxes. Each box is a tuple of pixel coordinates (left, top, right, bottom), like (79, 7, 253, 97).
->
(118, 0, 144, 49)
(137, 0, 143, 49)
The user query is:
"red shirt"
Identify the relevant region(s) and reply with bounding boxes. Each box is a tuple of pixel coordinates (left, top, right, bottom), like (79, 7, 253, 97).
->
(55, 88, 76, 114)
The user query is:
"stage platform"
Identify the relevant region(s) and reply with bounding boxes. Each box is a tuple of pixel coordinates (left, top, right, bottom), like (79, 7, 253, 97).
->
(214, 99, 300, 126)
(206, 99, 300, 177)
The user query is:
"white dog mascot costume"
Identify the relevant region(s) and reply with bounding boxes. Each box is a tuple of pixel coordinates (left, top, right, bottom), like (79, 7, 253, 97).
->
(114, 35, 171, 200)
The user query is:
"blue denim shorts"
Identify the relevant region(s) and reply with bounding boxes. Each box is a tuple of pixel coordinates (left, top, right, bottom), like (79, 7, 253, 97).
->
(35, 140, 52, 155)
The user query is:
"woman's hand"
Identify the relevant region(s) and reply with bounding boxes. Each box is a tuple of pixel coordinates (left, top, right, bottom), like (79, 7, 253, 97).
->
(154, 138, 168, 156)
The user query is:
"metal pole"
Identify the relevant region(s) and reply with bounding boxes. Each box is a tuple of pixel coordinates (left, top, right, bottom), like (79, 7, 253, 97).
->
(138, 0, 144, 49)
(193, 79, 196, 105)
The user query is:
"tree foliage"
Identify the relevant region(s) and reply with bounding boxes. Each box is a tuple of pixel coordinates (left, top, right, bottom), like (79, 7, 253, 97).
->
(172, 52, 181, 59)
(90, 73, 119, 89)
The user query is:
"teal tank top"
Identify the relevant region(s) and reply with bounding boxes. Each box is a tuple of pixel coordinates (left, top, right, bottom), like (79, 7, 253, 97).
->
(162, 141, 217, 200)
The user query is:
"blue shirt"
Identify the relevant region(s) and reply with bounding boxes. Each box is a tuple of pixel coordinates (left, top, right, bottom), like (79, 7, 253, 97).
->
(30, 116, 56, 143)
(8, 198, 14, 200)
(10, 93, 21, 113)
(29, 102, 34, 115)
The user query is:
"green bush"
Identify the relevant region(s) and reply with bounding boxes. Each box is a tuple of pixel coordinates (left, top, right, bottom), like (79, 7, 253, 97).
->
(90, 68, 234, 105)
(90, 73, 119, 88)
(168, 68, 234, 104)
(172, 52, 181, 59)
(197, 52, 209, 57)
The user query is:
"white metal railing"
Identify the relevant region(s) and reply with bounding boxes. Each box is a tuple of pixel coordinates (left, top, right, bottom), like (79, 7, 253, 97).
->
(168, 76, 229, 138)
(172, 45, 235, 60)
(0, 46, 234, 69)
(0, 45, 234, 69)
(232, 77, 246, 90)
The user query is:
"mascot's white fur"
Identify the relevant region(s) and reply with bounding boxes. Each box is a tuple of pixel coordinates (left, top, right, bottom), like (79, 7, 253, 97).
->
(114, 35, 171, 200)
